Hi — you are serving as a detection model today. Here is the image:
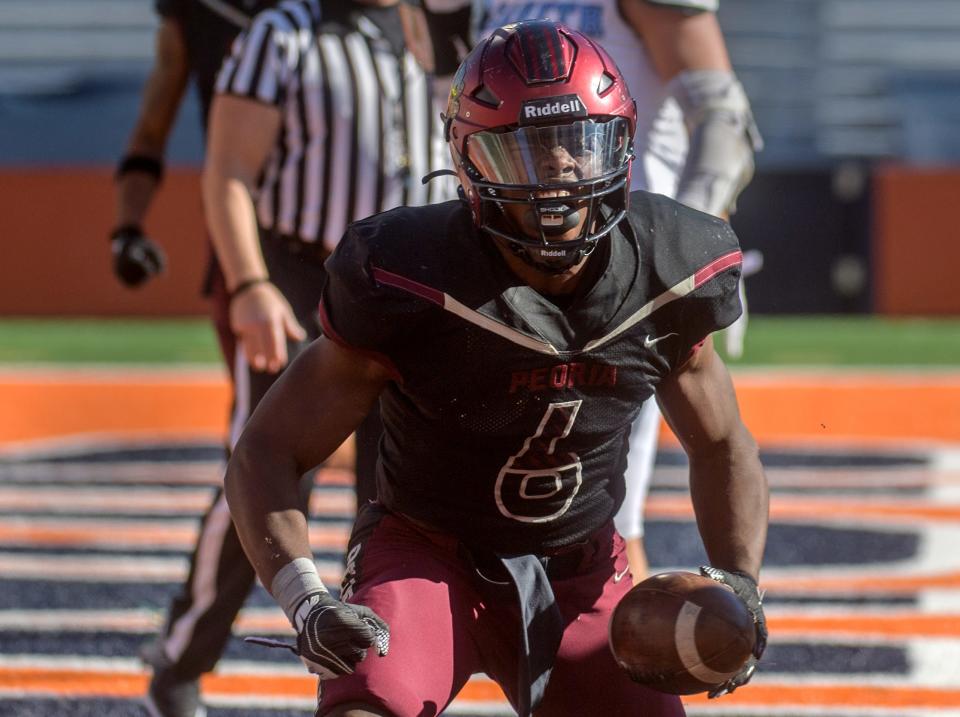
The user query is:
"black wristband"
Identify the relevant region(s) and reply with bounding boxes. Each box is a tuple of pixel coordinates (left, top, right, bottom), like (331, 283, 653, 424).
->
(116, 154, 164, 182)
(229, 277, 270, 300)
(110, 224, 143, 241)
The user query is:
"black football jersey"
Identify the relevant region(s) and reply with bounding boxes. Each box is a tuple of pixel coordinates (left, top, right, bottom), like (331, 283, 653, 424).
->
(321, 191, 742, 554)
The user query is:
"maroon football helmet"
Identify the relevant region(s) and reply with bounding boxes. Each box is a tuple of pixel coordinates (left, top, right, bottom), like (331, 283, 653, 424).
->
(445, 20, 637, 273)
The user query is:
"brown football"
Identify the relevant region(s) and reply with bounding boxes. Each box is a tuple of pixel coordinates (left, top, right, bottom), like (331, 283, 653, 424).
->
(608, 571, 756, 695)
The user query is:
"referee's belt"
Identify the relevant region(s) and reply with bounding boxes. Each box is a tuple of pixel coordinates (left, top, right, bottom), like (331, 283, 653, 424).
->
(260, 228, 331, 263)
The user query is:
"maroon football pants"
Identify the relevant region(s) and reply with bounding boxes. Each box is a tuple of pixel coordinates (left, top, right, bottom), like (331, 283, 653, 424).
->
(319, 508, 685, 717)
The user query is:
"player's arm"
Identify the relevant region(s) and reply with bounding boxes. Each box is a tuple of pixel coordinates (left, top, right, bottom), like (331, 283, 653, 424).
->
(111, 17, 189, 286)
(410, 0, 472, 76)
(398, 1, 434, 72)
(202, 94, 306, 373)
(655, 335, 766, 579)
(226, 335, 389, 589)
(117, 17, 189, 225)
(620, 1, 731, 78)
(619, 1, 762, 217)
(225, 336, 392, 675)
(656, 335, 768, 695)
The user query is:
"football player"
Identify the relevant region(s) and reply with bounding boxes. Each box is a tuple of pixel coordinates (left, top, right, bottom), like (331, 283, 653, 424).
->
(472, 0, 764, 582)
(225, 21, 768, 717)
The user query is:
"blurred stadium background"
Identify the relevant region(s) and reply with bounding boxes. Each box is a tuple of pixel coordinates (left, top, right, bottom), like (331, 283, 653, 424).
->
(1, 1, 960, 716)
(2, 0, 960, 317)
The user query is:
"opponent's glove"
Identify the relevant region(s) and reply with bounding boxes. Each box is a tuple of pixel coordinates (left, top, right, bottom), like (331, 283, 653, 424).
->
(246, 591, 389, 679)
(110, 225, 166, 287)
(699, 565, 767, 698)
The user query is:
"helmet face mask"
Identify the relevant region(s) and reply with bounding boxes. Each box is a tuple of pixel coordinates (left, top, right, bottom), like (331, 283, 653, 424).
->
(465, 117, 632, 273)
(446, 20, 637, 274)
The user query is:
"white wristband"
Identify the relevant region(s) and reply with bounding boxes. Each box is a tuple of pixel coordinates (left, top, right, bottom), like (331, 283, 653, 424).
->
(270, 558, 327, 625)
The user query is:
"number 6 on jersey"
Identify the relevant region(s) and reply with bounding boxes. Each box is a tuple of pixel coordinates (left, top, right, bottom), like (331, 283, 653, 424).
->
(495, 400, 584, 523)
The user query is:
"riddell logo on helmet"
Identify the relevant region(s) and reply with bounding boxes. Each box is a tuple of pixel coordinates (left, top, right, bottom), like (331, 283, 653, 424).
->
(519, 94, 587, 124)
(539, 248, 568, 257)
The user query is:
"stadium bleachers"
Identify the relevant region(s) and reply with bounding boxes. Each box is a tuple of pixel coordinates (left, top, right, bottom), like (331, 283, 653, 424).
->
(0, 0, 155, 63)
(718, 0, 960, 165)
(2, 0, 959, 166)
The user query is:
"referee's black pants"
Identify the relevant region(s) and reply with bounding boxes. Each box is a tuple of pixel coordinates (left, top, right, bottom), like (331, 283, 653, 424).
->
(156, 231, 382, 679)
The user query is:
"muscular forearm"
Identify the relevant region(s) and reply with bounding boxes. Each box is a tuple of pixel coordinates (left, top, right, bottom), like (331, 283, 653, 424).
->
(657, 340, 768, 580)
(688, 427, 767, 580)
(225, 432, 314, 590)
(224, 337, 388, 589)
(114, 18, 188, 229)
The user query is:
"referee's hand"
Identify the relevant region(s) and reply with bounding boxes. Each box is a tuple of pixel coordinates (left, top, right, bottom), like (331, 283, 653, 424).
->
(230, 282, 306, 373)
(110, 226, 166, 287)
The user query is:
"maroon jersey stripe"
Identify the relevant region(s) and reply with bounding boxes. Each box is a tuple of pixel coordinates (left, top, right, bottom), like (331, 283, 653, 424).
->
(372, 267, 445, 306)
(694, 250, 742, 288)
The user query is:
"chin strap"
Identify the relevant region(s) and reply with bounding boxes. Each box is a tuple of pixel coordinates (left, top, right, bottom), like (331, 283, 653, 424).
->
(492, 202, 621, 275)
(492, 228, 589, 275)
(421, 168, 459, 185)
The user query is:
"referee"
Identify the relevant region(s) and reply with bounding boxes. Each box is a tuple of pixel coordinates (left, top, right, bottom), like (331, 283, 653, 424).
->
(144, 1, 454, 715)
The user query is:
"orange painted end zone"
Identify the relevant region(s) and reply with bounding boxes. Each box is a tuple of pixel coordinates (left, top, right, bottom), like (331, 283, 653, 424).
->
(0, 379, 231, 444)
(6, 667, 960, 710)
(732, 375, 960, 444)
(2, 371, 958, 446)
(683, 683, 960, 708)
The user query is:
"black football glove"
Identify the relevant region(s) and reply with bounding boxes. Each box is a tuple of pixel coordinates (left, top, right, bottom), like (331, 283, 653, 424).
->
(110, 226, 166, 287)
(699, 565, 767, 698)
(246, 591, 389, 679)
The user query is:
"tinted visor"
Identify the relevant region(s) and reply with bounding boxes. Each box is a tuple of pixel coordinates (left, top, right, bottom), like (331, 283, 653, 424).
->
(467, 118, 631, 187)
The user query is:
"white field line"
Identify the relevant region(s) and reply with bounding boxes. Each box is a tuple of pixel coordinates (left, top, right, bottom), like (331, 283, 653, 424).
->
(0, 516, 350, 548)
(652, 467, 960, 490)
(0, 552, 344, 585)
(0, 433, 225, 459)
(908, 641, 960, 688)
(0, 485, 354, 515)
(0, 463, 222, 485)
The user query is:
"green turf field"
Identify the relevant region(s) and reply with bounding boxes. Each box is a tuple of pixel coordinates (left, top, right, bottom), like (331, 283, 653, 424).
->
(0, 316, 958, 366)
(0, 319, 221, 365)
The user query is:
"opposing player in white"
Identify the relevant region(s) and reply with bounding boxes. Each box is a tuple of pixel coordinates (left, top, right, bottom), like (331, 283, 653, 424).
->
(473, 0, 763, 580)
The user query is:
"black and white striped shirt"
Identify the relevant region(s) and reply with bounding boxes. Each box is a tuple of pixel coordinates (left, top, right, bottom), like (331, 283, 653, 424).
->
(215, 0, 455, 249)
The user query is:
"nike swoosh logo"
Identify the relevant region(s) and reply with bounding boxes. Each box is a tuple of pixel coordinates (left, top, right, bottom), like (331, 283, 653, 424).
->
(643, 332, 677, 348)
(613, 566, 631, 583)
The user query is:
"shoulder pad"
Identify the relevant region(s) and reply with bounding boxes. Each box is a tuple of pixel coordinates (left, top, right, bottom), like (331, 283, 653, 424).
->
(626, 191, 738, 283)
(322, 201, 473, 359)
(625, 191, 742, 366)
(643, 0, 717, 13)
